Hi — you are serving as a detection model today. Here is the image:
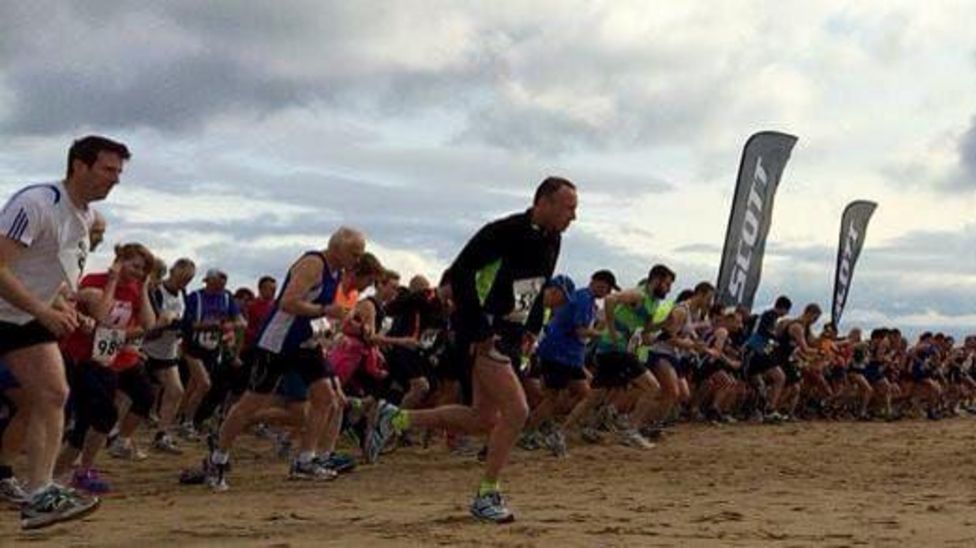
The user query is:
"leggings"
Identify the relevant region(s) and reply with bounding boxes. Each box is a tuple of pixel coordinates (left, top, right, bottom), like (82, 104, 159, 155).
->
(66, 361, 154, 449)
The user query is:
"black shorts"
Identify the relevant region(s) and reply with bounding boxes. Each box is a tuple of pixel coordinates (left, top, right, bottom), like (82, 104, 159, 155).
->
(592, 351, 647, 388)
(783, 362, 802, 385)
(0, 320, 58, 356)
(695, 359, 727, 384)
(184, 346, 221, 371)
(540, 358, 587, 391)
(648, 351, 681, 373)
(744, 350, 779, 377)
(249, 347, 334, 395)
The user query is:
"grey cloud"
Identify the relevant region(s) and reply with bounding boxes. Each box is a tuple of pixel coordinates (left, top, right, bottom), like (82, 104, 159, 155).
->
(956, 116, 976, 186)
(0, 1, 767, 158)
(673, 242, 722, 254)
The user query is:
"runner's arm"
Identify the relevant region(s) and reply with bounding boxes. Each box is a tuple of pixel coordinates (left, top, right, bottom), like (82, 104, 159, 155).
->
(449, 221, 505, 342)
(84, 270, 121, 325)
(280, 255, 344, 319)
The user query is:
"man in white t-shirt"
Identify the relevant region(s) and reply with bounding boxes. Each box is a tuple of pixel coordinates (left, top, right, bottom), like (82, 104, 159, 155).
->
(143, 258, 196, 454)
(0, 135, 130, 530)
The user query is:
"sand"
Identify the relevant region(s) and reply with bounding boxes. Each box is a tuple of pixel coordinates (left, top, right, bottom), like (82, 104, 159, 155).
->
(5, 418, 976, 547)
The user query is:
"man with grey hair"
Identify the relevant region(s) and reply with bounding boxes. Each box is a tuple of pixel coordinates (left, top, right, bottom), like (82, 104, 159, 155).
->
(200, 226, 365, 490)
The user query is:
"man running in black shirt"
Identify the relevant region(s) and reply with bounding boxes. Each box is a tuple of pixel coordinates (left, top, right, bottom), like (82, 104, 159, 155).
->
(367, 177, 577, 523)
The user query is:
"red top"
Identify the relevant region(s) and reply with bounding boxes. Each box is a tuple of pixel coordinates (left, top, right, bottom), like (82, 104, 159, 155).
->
(63, 272, 144, 371)
(244, 297, 275, 350)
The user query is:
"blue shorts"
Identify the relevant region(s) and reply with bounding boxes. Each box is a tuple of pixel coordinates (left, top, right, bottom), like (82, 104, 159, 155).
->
(276, 370, 309, 402)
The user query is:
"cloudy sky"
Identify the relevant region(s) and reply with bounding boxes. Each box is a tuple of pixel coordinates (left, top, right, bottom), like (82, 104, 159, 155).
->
(2, 1, 975, 336)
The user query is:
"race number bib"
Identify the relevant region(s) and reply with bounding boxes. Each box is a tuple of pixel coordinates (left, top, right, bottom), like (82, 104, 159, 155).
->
(195, 331, 221, 351)
(419, 329, 440, 350)
(92, 326, 126, 366)
(505, 277, 544, 325)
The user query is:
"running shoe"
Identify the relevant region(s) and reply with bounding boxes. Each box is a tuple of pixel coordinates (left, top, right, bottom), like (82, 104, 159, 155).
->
(580, 426, 603, 444)
(316, 453, 357, 474)
(544, 429, 568, 458)
(449, 436, 481, 457)
(70, 468, 111, 494)
(365, 401, 400, 464)
(20, 484, 99, 530)
(108, 437, 148, 461)
(639, 425, 664, 441)
(517, 430, 543, 451)
(177, 422, 202, 442)
(594, 403, 618, 432)
(470, 491, 515, 524)
(618, 429, 655, 450)
(289, 458, 338, 481)
(764, 411, 787, 423)
(1, 476, 29, 506)
(152, 433, 183, 455)
(203, 437, 230, 492)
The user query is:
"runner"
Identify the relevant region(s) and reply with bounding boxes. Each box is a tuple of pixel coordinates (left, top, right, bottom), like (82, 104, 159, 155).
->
(742, 296, 792, 421)
(766, 303, 822, 421)
(563, 265, 674, 447)
(177, 268, 245, 438)
(646, 281, 714, 428)
(143, 258, 196, 453)
(368, 177, 577, 523)
(524, 272, 611, 457)
(0, 135, 128, 529)
(57, 243, 158, 491)
(0, 360, 27, 505)
(201, 227, 366, 489)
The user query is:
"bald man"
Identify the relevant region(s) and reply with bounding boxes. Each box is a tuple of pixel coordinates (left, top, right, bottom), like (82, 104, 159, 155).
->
(201, 227, 365, 490)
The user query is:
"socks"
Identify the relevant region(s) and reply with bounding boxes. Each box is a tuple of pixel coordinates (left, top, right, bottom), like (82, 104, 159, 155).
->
(0, 464, 13, 480)
(392, 410, 410, 432)
(297, 451, 316, 464)
(211, 449, 230, 465)
(478, 479, 500, 497)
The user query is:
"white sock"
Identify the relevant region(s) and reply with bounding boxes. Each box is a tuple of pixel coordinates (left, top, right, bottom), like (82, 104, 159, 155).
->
(297, 451, 315, 464)
(211, 450, 230, 465)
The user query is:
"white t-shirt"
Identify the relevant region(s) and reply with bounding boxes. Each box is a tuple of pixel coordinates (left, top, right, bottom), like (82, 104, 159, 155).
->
(143, 284, 187, 361)
(0, 182, 93, 325)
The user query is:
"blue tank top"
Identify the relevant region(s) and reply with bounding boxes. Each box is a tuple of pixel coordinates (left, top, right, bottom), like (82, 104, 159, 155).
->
(257, 251, 340, 354)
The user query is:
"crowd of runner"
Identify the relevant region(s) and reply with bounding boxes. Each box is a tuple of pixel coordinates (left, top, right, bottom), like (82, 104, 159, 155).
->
(2, 136, 974, 530)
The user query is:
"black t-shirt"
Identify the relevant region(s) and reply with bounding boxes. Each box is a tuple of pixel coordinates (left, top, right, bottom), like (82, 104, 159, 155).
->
(447, 209, 560, 341)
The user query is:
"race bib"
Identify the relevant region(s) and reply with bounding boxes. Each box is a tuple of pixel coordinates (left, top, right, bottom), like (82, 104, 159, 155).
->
(505, 277, 544, 324)
(92, 326, 126, 366)
(419, 329, 439, 350)
(195, 330, 221, 351)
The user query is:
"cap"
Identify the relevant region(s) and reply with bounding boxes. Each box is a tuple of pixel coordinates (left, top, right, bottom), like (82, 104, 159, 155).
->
(546, 274, 576, 299)
(204, 268, 227, 281)
(590, 269, 621, 291)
